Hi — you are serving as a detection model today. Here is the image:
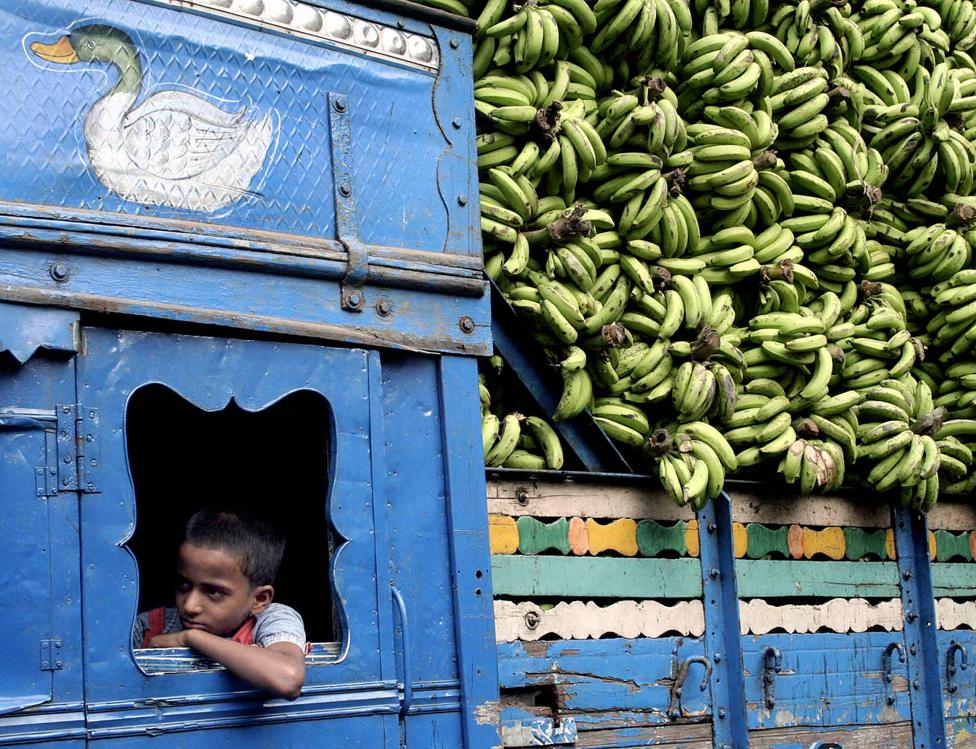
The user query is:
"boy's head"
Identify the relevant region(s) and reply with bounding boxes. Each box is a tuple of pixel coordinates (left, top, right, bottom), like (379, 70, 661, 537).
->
(175, 507, 286, 637)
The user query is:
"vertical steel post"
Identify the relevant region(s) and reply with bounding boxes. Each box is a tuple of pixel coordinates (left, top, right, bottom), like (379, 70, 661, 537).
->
(438, 355, 502, 748)
(891, 505, 947, 749)
(698, 491, 749, 749)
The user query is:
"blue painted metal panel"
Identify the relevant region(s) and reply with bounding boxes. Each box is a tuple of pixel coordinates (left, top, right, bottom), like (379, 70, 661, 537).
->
(380, 353, 461, 683)
(76, 328, 397, 741)
(892, 507, 949, 749)
(438, 355, 502, 747)
(0, 302, 78, 363)
(1, 0, 443, 250)
(0, 351, 84, 744)
(697, 492, 748, 749)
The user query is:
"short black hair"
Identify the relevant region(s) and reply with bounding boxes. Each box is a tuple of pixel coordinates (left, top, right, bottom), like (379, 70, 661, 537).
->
(183, 507, 285, 586)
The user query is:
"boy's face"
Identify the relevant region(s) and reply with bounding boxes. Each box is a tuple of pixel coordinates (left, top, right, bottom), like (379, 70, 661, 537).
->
(174, 542, 273, 637)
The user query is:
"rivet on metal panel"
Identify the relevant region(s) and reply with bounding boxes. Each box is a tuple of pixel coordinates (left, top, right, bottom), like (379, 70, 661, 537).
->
(339, 183, 352, 197)
(709, 568, 720, 579)
(457, 194, 468, 206)
(375, 299, 392, 316)
(903, 570, 912, 580)
(707, 523, 716, 533)
(459, 316, 476, 334)
(450, 38, 459, 48)
(713, 652, 722, 663)
(452, 117, 462, 129)
(718, 708, 726, 719)
(524, 611, 541, 630)
(515, 487, 529, 506)
(907, 612, 918, 622)
(50, 263, 70, 282)
(913, 679, 920, 689)
(333, 99, 347, 113)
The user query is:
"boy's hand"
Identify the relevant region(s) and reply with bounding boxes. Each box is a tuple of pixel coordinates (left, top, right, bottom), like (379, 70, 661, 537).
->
(148, 631, 189, 648)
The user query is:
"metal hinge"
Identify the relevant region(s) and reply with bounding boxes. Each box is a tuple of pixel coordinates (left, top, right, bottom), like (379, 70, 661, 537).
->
(40, 639, 63, 671)
(54, 404, 100, 494)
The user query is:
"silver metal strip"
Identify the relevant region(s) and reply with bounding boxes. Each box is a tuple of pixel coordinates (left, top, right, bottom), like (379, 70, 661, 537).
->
(153, 0, 440, 71)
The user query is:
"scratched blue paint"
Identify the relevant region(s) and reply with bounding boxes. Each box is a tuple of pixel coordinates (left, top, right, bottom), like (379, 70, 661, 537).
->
(0, 0, 447, 253)
(497, 637, 712, 728)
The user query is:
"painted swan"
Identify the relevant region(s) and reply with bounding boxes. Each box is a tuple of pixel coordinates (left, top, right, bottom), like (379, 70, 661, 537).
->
(31, 25, 274, 212)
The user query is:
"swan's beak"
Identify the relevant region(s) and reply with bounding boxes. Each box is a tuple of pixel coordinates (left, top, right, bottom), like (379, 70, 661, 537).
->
(31, 36, 79, 64)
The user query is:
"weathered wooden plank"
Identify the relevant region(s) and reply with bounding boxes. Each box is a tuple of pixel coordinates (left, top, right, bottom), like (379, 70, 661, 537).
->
(494, 599, 902, 640)
(493, 600, 706, 641)
(738, 598, 903, 635)
(488, 480, 695, 521)
(844, 527, 890, 560)
(568, 516, 588, 555)
(737, 560, 900, 598)
(748, 722, 913, 748)
(935, 529, 975, 562)
(937, 598, 976, 629)
(745, 524, 790, 559)
(490, 556, 703, 598)
(741, 633, 913, 729)
(587, 519, 638, 556)
(517, 517, 570, 555)
(801, 526, 846, 559)
(486, 479, 976, 529)
(933, 563, 976, 596)
(572, 722, 713, 748)
(637, 520, 688, 557)
(497, 638, 710, 724)
(492, 556, 902, 598)
(490, 514, 519, 554)
(947, 716, 976, 747)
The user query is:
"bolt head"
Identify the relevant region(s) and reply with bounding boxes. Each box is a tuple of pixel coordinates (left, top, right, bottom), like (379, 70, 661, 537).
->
(452, 117, 462, 129)
(459, 316, 476, 334)
(375, 299, 392, 316)
(333, 99, 346, 113)
(457, 193, 468, 206)
(50, 263, 70, 282)
(339, 183, 352, 197)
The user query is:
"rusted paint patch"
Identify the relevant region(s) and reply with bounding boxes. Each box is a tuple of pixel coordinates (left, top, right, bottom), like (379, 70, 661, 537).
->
(476, 698, 501, 725)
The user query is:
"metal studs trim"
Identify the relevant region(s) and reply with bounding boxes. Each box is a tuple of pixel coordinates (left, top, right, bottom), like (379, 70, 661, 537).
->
(155, 0, 440, 71)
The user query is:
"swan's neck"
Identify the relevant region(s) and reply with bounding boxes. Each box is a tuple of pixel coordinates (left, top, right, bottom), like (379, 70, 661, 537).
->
(107, 47, 142, 99)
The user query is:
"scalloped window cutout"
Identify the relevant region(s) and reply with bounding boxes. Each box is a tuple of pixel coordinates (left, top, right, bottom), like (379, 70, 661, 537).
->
(125, 384, 337, 671)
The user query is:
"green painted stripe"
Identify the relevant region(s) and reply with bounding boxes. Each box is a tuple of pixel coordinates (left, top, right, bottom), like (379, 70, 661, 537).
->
(933, 563, 976, 595)
(736, 560, 900, 598)
(491, 556, 704, 598)
(491, 557, 907, 599)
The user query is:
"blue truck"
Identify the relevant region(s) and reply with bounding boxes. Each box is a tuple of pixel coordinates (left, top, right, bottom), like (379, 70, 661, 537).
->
(0, 1, 975, 748)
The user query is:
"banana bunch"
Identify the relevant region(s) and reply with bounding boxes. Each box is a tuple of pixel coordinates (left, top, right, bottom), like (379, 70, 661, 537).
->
(676, 32, 795, 119)
(693, 0, 767, 30)
(851, 0, 949, 74)
(686, 225, 763, 284)
(770, 66, 837, 148)
(853, 375, 943, 508)
(587, 0, 687, 67)
(586, 154, 671, 240)
(779, 437, 847, 493)
(595, 79, 688, 157)
(719, 375, 803, 466)
(592, 397, 652, 445)
(903, 224, 973, 283)
(655, 421, 738, 507)
(769, 2, 864, 75)
(778, 207, 870, 293)
(931, 381, 976, 490)
(741, 310, 835, 392)
(929, 0, 976, 51)
(685, 110, 780, 227)
(926, 268, 976, 358)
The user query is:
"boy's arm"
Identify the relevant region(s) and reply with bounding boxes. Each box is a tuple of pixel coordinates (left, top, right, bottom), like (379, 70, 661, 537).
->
(150, 630, 305, 699)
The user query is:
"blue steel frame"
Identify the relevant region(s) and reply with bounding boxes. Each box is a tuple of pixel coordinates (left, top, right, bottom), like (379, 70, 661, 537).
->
(892, 506, 949, 749)
(439, 355, 503, 747)
(698, 491, 750, 749)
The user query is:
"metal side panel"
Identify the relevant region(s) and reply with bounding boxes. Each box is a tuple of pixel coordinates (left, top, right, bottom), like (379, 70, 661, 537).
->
(0, 0, 488, 353)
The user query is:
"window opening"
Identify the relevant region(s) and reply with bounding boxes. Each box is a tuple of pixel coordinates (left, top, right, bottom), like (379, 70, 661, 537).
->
(126, 385, 336, 668)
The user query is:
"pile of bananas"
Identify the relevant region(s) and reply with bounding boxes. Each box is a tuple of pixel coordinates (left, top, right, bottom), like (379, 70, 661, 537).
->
(480, 358, 567, 469)
(431, 0, 976, 509)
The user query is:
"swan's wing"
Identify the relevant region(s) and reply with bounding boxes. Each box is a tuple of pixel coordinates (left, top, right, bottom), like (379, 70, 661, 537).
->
(122, 92, 266, 181)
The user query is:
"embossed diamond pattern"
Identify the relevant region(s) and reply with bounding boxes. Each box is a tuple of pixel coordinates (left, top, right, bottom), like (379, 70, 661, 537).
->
(0, 0, 447, 251)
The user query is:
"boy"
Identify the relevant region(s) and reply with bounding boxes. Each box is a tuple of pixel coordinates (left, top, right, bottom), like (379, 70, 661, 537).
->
(132, 507, 307, 700)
